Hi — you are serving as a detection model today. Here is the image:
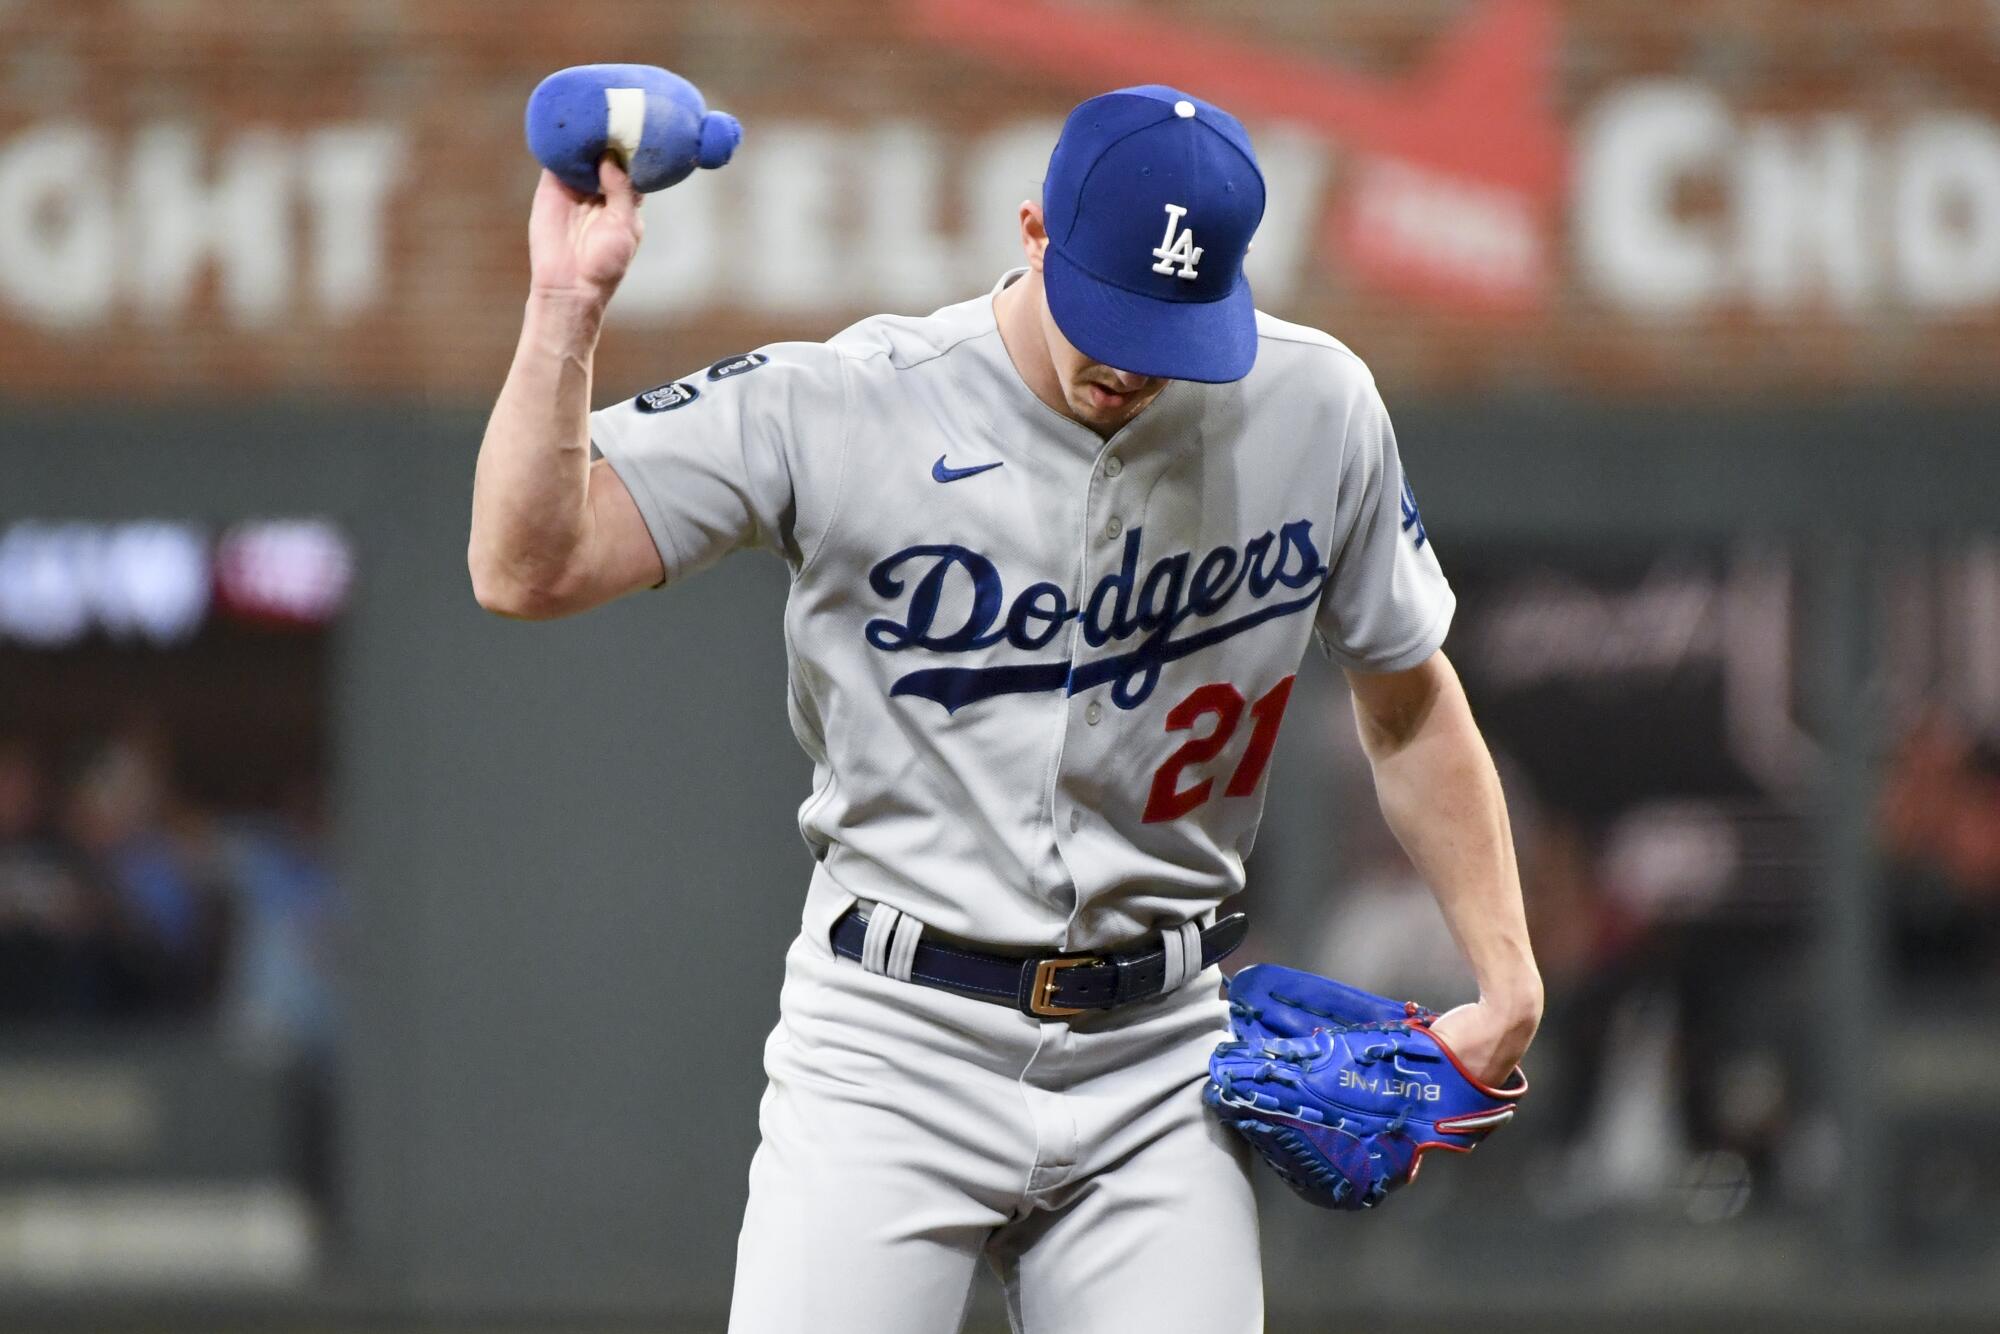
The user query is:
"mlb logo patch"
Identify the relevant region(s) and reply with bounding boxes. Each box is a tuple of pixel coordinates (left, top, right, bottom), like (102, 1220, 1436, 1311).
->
(635, 381, 699, 412)
(707, 352, 770, 381)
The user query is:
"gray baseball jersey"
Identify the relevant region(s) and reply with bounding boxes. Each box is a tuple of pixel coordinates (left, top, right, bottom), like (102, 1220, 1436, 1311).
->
(592, 268, 1452, 955)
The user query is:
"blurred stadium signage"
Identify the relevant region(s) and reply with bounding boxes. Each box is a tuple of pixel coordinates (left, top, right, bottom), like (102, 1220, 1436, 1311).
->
(1, 0, 1997, 395)
(0, 520, 350, 648)
(0, 124, 403, 329)
(1580, 85, 2000, 315)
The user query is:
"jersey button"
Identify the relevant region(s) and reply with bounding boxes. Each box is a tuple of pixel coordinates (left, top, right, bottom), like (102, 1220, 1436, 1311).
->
(1068, 808, 1082, 833)
(1103, 456, 1123, 478)
(1084, 701, 1103, 725)
(1104, 516, 1123, 539)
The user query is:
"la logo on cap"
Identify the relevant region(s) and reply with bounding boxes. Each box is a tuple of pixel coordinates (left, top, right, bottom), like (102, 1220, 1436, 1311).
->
(1151, 204, 1203, 280)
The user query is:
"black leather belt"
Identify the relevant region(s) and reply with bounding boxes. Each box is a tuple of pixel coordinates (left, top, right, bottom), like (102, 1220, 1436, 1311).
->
(829, 905, 1248, 1019)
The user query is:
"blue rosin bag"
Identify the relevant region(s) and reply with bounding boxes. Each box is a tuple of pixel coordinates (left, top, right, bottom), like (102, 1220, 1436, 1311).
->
(525, 63, 740, 194)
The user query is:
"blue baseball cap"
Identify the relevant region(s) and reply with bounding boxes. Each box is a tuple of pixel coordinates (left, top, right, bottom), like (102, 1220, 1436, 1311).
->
(1042, 85, 1265, 384)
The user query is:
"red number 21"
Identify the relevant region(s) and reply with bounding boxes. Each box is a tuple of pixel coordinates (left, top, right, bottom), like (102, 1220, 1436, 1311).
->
(1141, 675, 1297, 823)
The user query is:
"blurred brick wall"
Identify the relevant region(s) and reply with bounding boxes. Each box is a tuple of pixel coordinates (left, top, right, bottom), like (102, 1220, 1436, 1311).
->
(2, 0, 1999, 401)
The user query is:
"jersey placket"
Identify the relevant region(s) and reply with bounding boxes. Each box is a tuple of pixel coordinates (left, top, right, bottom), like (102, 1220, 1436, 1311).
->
(1043, 395, 1176, 954)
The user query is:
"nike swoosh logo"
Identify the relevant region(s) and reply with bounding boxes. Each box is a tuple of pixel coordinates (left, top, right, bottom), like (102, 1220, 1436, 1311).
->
(932, 455, 1005, 483)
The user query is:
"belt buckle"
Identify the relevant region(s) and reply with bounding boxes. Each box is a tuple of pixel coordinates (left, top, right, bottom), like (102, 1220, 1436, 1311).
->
(1029, 955, 1099, 1017)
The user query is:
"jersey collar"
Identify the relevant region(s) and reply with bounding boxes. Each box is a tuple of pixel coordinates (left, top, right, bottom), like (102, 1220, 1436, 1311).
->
(981, 268, 1197, 461)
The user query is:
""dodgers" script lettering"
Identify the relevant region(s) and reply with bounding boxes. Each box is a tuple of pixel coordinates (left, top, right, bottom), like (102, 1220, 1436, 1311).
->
(864, 521, 1330, 712)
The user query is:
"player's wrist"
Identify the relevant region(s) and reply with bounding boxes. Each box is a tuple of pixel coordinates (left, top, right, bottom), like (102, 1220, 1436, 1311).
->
(1478, 977, 1544, 1041)
(522, 287, 610, 354)
(1469, 938, 1543, 1022)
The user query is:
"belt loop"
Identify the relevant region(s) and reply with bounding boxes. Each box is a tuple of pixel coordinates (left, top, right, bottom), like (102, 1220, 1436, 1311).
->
(1159, 925, 1188, 994)
(886, 911, 924, 982)
(1176, 921, 1204, 979)
(861, 904, 902, 975)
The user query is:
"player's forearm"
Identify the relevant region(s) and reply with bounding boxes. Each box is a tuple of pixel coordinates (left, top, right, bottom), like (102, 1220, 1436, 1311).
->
(469, 292, 606, 616)
(1354, 661, 1543, 1029)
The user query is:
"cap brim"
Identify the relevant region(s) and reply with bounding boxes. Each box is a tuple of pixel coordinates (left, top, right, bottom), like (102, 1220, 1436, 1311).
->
(1043, 245, 1259, 384)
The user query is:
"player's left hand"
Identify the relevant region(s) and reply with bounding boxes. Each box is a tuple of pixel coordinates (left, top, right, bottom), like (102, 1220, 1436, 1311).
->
(1426, 997, 1540, 1088)
(1206, 965, 1529, 1211)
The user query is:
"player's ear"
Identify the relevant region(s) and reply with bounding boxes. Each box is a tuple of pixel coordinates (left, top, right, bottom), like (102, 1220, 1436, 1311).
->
(1019, 201, 1049, 272)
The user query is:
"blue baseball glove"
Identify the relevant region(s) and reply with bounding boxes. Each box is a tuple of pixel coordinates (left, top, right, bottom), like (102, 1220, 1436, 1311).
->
(1204, 964, 1527, 1211)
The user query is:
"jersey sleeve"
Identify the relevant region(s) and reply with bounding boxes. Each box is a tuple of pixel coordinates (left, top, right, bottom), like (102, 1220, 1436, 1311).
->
(589, 342, 850, 585)
(1313, 376, 1455, 672)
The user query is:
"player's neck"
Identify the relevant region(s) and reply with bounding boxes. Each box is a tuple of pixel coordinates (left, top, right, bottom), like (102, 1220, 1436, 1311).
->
(993, 271, 1108, 439)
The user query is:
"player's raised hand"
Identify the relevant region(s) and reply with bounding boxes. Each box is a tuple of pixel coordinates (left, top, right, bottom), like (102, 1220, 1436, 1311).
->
(527, 156, 644, 307)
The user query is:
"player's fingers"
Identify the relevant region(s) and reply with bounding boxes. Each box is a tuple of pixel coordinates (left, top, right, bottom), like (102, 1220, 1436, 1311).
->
(529, 169, 590, 255)
(598, 155, 642, 223)
(537, 166, 590, 208)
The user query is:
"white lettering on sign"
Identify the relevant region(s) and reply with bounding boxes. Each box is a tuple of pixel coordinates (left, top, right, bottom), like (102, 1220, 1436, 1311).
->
(861, 122, 961, 308)
(745, 125, 847, 312)
(1895, 117, 2000, 309)
(1579, 81, 2000, 316)
(301, 126, 407, 318)
(0, 124, 119, 327)
(1576, 84, 1731, 314)
(0, 121, 406, 329)
(611, 118, 1325, 323)
(1737, 118, 1872, 313)
(131, 124, 293, 325)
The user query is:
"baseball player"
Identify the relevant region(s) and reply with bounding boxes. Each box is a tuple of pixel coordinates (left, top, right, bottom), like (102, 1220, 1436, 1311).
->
(469, 85, 1541, 1333)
